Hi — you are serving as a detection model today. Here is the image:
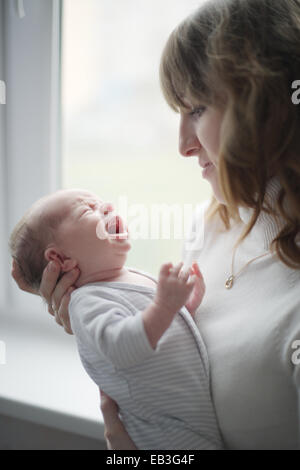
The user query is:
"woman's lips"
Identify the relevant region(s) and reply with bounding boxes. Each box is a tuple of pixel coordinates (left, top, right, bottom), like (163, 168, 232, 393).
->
(201, 162, 214, 178)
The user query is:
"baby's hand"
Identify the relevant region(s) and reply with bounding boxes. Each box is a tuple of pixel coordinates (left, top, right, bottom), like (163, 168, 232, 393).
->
(154, 262, 195, 316)
(185, 262, 206, 317)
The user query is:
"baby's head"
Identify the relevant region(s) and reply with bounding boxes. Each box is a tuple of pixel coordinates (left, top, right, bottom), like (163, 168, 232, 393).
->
(9, 189, 130, 291)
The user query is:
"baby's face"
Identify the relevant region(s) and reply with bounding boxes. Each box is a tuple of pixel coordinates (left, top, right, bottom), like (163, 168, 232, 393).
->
(40, 189, 130, 279)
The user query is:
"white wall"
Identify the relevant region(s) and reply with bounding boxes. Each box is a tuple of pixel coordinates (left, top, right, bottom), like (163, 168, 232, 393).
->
(0, 414, 105, 450)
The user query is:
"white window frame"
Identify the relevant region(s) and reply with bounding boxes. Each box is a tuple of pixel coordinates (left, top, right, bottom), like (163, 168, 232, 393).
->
(0, 0, 6, 312)
(2, 0, 62, 319)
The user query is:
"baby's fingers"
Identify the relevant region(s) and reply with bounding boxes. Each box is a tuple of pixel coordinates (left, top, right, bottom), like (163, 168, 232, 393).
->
(170, 262, 184, 278)
(158, 263, 173, 279)
(178, 266, 192, 283)
(186, 274, 197, 287)
(192, 262, 203, 278)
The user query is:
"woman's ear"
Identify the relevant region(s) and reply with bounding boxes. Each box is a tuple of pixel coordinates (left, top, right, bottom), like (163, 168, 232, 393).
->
(44, 246, 77, 272)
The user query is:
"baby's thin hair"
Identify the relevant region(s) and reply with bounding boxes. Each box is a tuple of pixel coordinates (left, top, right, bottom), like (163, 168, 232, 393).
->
(9, 196, 65, 291)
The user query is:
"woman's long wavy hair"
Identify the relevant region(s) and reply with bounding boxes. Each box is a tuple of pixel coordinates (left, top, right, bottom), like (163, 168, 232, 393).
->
(160, 0, 300, 269)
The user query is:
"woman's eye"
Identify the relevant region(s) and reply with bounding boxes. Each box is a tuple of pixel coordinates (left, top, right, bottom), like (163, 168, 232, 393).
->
(190, 106, 206, 118)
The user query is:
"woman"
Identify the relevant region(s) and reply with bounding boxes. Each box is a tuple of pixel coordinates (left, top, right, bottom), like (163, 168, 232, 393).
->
(12, 0, 300, 449)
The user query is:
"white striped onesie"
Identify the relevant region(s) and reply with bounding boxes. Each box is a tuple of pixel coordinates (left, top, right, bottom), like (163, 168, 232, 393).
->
(69, 268, 223, 450)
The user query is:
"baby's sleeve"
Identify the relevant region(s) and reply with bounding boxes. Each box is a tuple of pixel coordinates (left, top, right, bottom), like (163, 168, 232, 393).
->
(69, 288, 155, 370)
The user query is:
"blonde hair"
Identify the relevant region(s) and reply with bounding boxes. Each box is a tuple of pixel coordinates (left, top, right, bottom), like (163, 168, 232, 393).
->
(160, 0, 300, 268)
(9, 197, 65, 291)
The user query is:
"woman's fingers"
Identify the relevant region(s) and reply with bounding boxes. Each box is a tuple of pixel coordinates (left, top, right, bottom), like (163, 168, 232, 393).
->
(100, 390, 137, 450)
(100, 390, 120, 429)
(39, 261, 79, 335)
(12, 258, 76, 335)
(40, 262, 80, 312)
(57, 287, 74, 334)
(39, 261, 61, 308)
(51, 268, 79, 312)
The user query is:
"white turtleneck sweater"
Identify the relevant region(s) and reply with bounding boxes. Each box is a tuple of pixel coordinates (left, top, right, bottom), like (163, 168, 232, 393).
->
(183, 177, 300, 450)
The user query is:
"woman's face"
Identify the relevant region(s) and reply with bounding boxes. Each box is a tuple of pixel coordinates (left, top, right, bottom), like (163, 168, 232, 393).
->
(178, 100, 225, 204)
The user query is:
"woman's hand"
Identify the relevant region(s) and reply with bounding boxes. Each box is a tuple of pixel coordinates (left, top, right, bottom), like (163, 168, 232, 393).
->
(39, 261, 80, 335)
(11, 258, 80, 335)
(100, 390, 137, 450)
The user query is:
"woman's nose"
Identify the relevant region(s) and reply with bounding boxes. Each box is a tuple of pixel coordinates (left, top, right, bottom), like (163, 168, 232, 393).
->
(179, 114, 201, 157)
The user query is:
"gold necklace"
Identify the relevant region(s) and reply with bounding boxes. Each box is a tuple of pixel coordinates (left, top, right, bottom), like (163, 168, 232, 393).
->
(225, 246, 270, 289)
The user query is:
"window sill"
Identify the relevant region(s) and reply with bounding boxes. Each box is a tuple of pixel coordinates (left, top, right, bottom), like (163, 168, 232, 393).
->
(0, 307, 104, 442)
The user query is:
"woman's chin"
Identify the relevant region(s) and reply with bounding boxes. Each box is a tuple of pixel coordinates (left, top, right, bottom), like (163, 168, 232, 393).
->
(208, 176, 227, 205)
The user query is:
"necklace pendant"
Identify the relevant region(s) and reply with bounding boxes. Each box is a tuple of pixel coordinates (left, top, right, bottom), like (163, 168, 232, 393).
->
(225, 275, 234, 289)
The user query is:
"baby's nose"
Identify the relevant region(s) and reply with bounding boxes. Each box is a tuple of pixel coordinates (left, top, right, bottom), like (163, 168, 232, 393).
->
(100, 202, 114, 215)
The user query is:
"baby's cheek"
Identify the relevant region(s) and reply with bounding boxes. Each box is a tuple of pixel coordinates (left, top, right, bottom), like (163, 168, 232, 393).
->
(96, 219, 107, 240)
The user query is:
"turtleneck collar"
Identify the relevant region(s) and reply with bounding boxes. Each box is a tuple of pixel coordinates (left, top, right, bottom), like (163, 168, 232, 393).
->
(237, 176, 285, 251)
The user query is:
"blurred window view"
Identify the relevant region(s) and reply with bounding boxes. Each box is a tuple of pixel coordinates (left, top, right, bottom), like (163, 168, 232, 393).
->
(62, 0, 211, 276)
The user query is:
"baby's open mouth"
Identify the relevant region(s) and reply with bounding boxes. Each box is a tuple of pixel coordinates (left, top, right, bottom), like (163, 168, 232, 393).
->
(105, 215, 128, 239)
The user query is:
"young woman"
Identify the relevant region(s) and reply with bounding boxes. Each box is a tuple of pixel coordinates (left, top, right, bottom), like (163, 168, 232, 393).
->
(12, 0, 300, 449)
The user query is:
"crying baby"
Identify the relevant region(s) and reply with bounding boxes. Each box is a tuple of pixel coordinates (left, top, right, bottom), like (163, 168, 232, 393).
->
(9, 188, 223, 450)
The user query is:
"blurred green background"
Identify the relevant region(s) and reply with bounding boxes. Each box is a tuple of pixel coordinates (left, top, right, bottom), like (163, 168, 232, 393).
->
(62, 0, 211, 278)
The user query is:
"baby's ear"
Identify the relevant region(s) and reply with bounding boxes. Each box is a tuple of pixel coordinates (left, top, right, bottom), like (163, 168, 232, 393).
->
(61, 258, 78, 272)
(44, 246, 77, 272)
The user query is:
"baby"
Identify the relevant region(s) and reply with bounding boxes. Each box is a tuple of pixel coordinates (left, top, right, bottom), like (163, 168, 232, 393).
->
(9, 188, 223, 450)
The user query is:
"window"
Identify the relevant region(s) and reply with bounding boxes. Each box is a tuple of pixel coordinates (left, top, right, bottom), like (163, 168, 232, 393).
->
(2, 0, 212, 311)
(0, 0, 211, 441)
(0, 1, 6, 311)
(62, 0, 211, 277)
(4, 0, 62, 316)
